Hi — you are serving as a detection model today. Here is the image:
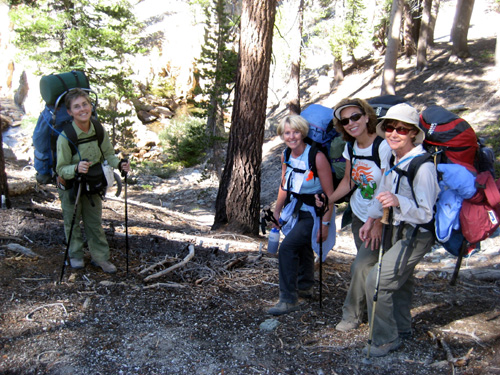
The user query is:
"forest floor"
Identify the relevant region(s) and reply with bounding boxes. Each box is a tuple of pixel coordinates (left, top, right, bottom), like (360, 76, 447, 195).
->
(2, 36, 500, 375)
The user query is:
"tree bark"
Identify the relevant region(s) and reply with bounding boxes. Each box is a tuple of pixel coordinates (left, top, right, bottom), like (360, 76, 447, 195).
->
(427, 0, 440, 46)
(287, 0, 304, 114)
(450, 0, 475, 59)
(416, 0, 432, 72)
(212, 0, 277, 234)
(381, 0, 403, 95)
(333, 58, 344, 82)
(0, 128, 11, 209)
(402, 0, 417, 57)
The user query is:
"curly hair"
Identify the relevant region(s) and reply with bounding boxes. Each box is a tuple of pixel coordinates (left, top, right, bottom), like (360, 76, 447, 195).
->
(333, 98, 378, 143)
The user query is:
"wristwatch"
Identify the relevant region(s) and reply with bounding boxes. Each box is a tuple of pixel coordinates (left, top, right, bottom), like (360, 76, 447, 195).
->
(322, 221, 330, 226)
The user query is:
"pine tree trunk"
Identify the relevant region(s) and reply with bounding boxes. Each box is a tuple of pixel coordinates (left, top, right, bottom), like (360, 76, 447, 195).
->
(287, 0, 304, 114)
(450, 0, 475, 59)
(381, 0, 403, 96)
(416, 0, 432, 72)
(427, 0, 440, 47)
(212, 0, 277, 234)
(0, 129, 11, 209)
(333, 58, 344, 82)
(402, 0, 417, 57)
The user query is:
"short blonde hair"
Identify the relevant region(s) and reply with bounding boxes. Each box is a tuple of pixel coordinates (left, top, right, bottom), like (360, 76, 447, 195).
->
(277, 115, 309, 139)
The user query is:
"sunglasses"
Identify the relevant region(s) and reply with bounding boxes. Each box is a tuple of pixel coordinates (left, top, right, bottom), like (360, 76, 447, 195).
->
(382, 124, 414, 135)
(339, 112, 364, 126)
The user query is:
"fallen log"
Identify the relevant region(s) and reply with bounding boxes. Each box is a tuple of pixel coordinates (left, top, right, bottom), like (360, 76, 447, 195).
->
(144, 244, 195, 282)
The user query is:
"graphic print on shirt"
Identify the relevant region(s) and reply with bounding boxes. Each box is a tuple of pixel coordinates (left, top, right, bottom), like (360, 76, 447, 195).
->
(352, 162, 377, 200)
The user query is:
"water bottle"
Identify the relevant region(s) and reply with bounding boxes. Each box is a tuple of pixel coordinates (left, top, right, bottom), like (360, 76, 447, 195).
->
(268, 227, 280, 254)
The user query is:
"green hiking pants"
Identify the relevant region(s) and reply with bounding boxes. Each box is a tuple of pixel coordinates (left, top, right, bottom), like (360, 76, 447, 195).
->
(59, 186, 110, 263)
(365, 223, 434, 346)
(340, 215, 380, 325)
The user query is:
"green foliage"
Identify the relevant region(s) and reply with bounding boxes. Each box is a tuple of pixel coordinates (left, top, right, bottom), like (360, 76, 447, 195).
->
(9, 0, 143, 148)
(327, 0, 367, 61)
(134, 160, 182, 180)
(194, 0, 238, 129)
(159, 115, 208, 168)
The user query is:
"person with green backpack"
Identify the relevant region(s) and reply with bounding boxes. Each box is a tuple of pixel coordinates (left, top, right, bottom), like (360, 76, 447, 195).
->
(56, 88, 130, 274)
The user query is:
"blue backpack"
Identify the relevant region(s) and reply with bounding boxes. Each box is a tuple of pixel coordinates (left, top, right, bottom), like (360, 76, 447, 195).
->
(300, 104, 338, 156)
(32, 71, 103, 184)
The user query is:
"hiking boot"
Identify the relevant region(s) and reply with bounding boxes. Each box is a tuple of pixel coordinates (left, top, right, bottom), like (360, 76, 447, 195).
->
(267, 301, 300, 316)
(399, 331, 412, 340)
(298, 287, 314, 299)
(69, 258, 84, 269)
(91, 260, 117, 274)
(362, 337, 402, 357)
(335, 320, 360, 332)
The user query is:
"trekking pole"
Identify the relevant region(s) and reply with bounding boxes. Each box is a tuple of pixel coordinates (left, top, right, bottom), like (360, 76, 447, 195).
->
(122, 168, 129, 275)
(363, 207, 391, 365)
(60, 176, 83, 282)
(316, 193, 329, 309)
(450, 240, 468, 286)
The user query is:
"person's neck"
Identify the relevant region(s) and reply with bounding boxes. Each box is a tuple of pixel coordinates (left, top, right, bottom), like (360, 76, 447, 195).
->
(290, 143, 306, 158)
(75, 120, 90, 133)
(356, 132, 377, 149)
(394, 145, 416, 161)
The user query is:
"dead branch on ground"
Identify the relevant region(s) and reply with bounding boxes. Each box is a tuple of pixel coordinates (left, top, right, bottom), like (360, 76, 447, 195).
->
(144, 244, 195, 282)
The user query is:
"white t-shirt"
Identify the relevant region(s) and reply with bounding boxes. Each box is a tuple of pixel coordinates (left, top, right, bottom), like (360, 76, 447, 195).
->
(342, 138, 391, 222)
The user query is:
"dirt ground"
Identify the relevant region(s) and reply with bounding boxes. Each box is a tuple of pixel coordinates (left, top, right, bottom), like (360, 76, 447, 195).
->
(2, 35, 500, 375)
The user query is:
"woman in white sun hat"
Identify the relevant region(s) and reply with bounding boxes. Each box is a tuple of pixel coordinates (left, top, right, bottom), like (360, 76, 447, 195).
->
(359, 103, 439, 357)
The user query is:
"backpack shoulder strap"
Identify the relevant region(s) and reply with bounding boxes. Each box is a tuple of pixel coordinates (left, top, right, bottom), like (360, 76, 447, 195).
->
(62, 122, 79, 156)
(62, 118, 104, 156)
(371, 135, 383, 168)
(91, 116, 105, 146)
(348, 136, 384, 168)
(392, 153, 434, 207)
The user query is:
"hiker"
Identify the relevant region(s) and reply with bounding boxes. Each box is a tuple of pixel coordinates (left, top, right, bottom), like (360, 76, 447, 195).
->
(316, 97, 391, 332)
(359, 103, 439, 357)
(56, 88, 130, 274)
(268, 114, 335, 315)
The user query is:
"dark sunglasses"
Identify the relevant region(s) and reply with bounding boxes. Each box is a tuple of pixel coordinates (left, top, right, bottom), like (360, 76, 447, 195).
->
(382, 124, 414, 135)
(339, 112, 364, 126)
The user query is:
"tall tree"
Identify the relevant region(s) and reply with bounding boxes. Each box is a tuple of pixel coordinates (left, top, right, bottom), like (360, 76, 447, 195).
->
(427, 0, 440, 46)
(286, 0, 304, 114)
(212, 0, 277, 234)
(0, 129, 11, 209)
(416, 0, 432, 72)
(9, 0, 141, 147)
(402, 0, 418, 57)
(450, 0, 475, 59)
(196, 0, 238, 178)
(381, 0, 403, 95)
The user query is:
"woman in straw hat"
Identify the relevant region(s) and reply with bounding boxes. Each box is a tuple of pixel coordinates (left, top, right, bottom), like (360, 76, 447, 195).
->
(359, 103, 439, 357)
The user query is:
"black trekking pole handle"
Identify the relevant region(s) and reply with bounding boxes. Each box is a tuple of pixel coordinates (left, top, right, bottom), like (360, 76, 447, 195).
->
(60, 177, 83, 282)
(316, 193, 329, 309)
(122, 168, 129, 276)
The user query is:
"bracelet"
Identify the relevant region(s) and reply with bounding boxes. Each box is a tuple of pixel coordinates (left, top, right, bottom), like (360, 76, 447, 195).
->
(322, 221, 330, 226)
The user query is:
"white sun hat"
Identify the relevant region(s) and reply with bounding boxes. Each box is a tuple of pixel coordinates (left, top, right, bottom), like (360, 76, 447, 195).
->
(376, 103, 425, 145)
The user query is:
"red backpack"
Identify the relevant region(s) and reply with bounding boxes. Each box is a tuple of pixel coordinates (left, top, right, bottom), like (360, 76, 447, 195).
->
(419, 105, 479, 173)
(460, 171, 500, 244)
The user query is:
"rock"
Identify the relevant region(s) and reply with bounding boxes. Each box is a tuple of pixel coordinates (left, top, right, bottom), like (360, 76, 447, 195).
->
(150, 106, 174, 118)
(13, 71, 29, 113)
(259, 318, 280, 331)
(137, 110, 159, 124)
(1, 114, 13, 131)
